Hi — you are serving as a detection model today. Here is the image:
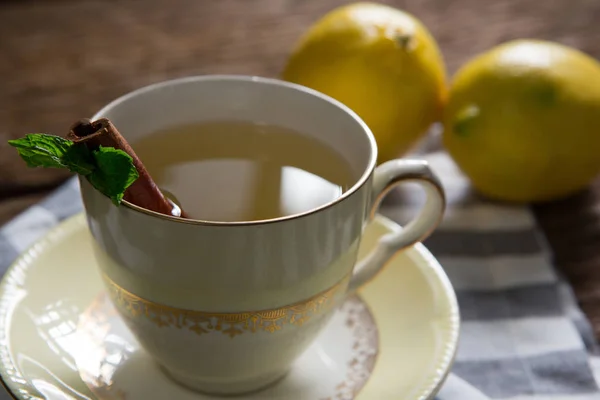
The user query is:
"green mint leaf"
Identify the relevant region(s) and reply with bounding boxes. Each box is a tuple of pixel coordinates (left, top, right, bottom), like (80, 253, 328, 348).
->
(8, 134, 73, 169)
(62, 145, 95, 175)
(9, 134, 139, 206)
(87, 146, 139, 206)
(8, 134, 96, 175)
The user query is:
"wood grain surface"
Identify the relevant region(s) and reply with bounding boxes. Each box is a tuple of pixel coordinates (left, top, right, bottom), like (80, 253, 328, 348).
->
(1, 0, 600, 337)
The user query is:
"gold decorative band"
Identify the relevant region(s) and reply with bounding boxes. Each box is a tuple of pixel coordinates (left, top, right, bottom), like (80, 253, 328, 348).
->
(103, 275, 349, 338)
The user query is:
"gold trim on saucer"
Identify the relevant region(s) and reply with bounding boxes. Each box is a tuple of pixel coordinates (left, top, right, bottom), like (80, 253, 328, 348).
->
(103, 275, 349, 338)
(324, 295, 380, 400)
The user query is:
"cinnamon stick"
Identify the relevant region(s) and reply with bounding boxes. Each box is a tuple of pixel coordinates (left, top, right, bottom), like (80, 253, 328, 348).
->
(68, 118, 187, 218)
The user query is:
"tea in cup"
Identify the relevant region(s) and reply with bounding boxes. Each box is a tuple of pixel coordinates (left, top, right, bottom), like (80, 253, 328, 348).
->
(79, 75, 445, 395)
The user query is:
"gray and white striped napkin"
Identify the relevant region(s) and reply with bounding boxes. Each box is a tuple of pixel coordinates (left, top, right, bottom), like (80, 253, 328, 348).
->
(0, 151, 599, 399)
(382, 151, 600, 399)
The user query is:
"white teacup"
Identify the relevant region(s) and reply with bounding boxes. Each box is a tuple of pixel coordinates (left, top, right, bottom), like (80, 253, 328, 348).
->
(79, 75, 445, 395)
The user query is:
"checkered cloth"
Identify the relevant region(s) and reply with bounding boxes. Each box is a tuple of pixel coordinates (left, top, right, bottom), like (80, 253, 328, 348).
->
(0, 151, 599, 399)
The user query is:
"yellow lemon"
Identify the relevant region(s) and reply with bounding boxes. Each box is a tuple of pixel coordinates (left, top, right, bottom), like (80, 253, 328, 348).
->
(282, 2, 447, 163)
(443, 40, 600, 203)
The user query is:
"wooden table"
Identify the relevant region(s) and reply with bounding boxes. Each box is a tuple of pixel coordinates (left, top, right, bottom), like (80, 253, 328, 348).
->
(2, 0, 600, 337)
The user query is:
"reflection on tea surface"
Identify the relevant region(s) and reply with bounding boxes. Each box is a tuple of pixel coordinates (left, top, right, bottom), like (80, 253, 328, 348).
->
(133, 121, 355, 222)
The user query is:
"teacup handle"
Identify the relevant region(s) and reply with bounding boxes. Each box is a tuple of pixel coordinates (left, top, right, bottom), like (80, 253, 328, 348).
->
(348, 159, 446, 293)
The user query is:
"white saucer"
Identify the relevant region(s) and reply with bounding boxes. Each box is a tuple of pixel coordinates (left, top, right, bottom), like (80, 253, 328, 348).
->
(0, 213, 459, 400)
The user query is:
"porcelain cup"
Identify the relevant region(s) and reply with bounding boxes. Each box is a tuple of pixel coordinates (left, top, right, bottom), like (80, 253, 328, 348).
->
(78, 75, 446, 395)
